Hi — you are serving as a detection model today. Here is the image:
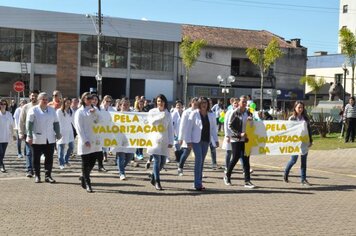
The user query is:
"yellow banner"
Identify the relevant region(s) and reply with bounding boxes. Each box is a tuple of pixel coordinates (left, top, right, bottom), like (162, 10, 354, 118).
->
(93, 111, 167, 149)
(245, 120, 310, 156)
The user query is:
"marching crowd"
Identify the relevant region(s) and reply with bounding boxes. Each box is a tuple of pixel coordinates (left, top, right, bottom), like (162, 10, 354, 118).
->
(0, 90, 319, 193)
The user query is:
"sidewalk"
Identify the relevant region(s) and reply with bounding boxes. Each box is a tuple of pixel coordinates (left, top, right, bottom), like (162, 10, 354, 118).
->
(0, 140, 355, 235)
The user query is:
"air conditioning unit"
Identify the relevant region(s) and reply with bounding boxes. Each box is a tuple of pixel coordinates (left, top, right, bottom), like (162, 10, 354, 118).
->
(205, 51, 213, 59)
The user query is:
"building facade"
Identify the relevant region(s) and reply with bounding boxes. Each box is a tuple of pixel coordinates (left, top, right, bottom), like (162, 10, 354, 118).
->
(0, 6, 181, 101)
(339, 0, 356, 53)
(180, 25, 307, 109)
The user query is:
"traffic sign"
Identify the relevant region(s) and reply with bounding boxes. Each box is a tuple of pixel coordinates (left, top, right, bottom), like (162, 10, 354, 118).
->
(13, 81, 25, 93)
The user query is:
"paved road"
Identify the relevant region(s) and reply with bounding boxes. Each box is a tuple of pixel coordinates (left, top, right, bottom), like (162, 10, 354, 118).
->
(1, 140, 355, 235)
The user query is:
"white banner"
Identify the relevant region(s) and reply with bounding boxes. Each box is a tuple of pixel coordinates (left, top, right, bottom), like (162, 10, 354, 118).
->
(93, 111, 167, 150)
(245, 120, 310, 156)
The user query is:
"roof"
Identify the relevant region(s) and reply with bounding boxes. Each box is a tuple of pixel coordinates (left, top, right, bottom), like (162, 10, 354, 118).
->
(182, 24, 300, 49)
(0, 6, 181, 42)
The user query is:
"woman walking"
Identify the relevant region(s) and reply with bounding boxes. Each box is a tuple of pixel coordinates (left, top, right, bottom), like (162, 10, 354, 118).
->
(284, 101, 313, 186)
(74, 92, 103, 192)
(147, 94, 174, 190)
(186, 97, 219, 191)
(91, 94, 107, 172)
(56, 97, 75, 169)
(0, 99, 15, 173)
(113, 97, 136, 180)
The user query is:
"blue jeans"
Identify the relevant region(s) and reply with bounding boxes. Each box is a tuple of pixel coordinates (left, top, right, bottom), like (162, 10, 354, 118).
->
(209, 143, 217, 166)
(192, 141, 210, 189)
(225, 150, 232, 168)
(25, 141, 33, 172)
(152, 155, 166, 182)
(284, 153, 308, 182)
(16, 130, 26, 155)
(116, 152, 133, 175)
(0, 143, 8, 167)
(57, 142, 74, 166)
(178, 148, 191, 169)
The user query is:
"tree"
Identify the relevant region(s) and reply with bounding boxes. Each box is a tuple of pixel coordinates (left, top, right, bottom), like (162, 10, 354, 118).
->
(339, 27, 356, 96)
(246, 37, 283, 110)
(300, 76, 326, 107)
(180, 36, 206, 105)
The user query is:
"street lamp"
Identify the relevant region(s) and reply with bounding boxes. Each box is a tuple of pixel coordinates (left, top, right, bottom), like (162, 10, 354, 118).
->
(342, 63, 349, 108)
(217, 75, 235, 108)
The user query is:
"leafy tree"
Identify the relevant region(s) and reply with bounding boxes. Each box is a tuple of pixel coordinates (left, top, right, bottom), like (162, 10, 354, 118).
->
(246, 37, 283, 110)
(339, 27, 356, 96)
(180, 36, 206, 105)
(300, 76, 326, 107)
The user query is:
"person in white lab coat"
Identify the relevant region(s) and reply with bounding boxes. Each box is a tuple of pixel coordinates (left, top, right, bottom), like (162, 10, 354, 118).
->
(0, 99, 15, 173)
(74, 92, 103, 193)
(147, 94, 174, 190)
(56, 97, 75, 169)
(26, 92, 61, 184)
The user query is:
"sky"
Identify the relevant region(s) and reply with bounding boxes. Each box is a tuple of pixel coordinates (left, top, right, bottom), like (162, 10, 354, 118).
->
(1, 0, 340, 55)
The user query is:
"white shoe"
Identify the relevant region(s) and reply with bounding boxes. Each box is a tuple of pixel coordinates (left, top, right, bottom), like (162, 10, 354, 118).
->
(59, 165, 65, 170)
(17, 154, 23, 159)
(244, 181, 255, 189)
(120, 174, 126, 180)
(178, 168, 183, 176)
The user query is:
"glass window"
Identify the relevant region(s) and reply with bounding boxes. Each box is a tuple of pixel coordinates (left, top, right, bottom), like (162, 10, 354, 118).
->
(81, 35, 97, 67)
(0, 28, 31, 62)
(35, 31, 57, 64)
(343, 5, 348, 13)
(141, 40, 152, 70)
(163, 42, 174, 72)
(131, 39, 142, 69)
(152, 40, 163, 71)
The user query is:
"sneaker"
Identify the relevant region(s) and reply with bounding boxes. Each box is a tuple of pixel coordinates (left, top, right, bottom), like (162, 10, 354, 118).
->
(45, 177, 56, 183)
(145, 161, 151, 170)
(250, 168, 254, 174)
(35, 176, 41, 183)
(212, 164, 217, 170)
(244, 181, 255, 189)
(59, 165, 65, 170)
(0, 167, 6, 173)
(137, 154, 144, 160)
(17, 154, 23, 159)
(177, 168, 183, 176)
(40, 155, 45, 161)
(283, 174, 289, 183)
(26, 172, 33, 178)
(301, 180, 311, 186)
(223, 176, 232, 186)
(98, 167, 107, 172)
(166, 158, 171, 163)
(119, 174, 126, 180)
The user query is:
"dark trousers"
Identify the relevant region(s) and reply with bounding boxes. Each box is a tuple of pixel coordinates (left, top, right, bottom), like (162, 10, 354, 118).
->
(226, 142, 250, 182)
(0, 143, 8, 168)
(32, 143, 55, 178)
(96, 151, 104, 169)
(82, 152, 99, 184)
(345, 118, 356, 142)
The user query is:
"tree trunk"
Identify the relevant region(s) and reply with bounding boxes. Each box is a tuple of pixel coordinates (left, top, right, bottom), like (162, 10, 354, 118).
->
(352, 65, 355, 97)
(183, 69, 189, 106)
(260, 71, 264, 111)
(314, 91, 317, 107)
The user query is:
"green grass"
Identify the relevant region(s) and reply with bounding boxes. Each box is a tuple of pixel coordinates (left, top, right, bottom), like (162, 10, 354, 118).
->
(310, 133, 356, 150)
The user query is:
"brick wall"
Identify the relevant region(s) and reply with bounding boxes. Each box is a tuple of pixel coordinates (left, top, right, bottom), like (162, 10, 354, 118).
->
(56, 33, 78, 98)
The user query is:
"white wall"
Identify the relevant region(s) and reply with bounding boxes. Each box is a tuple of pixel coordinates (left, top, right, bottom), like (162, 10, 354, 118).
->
(339, 0, 356, 53)
(145, 79, 174, 101)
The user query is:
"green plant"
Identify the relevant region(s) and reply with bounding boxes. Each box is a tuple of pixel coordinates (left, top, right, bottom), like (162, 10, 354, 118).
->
(300, 76, 326, 107)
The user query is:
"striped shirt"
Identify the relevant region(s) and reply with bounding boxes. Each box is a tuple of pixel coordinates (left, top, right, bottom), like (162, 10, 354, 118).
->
(344, 103, 356, 118)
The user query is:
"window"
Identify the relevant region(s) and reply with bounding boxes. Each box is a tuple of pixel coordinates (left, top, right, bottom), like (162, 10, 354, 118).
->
(231, 59, 240, 76)
(81, 35, 128, 68)
(343, 5, 348, 13)
(35, 31, 57, 64)
(130, 39, 174, 71)
(0, 27, 31, 62)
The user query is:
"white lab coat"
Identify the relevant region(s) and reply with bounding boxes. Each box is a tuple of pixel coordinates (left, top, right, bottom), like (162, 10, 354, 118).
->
(0, 111, 14, 143)
(74, 106, 103, 155)
(147, 108, 174, 157)
(56, 109, 74, 145)
(26, 106, 59, 144)
(186, 110, 218, 145)
(177, 107, 194, 148)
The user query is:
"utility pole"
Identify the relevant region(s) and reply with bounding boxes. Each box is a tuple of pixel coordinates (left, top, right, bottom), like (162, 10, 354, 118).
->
(96, 0, 103, 99)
